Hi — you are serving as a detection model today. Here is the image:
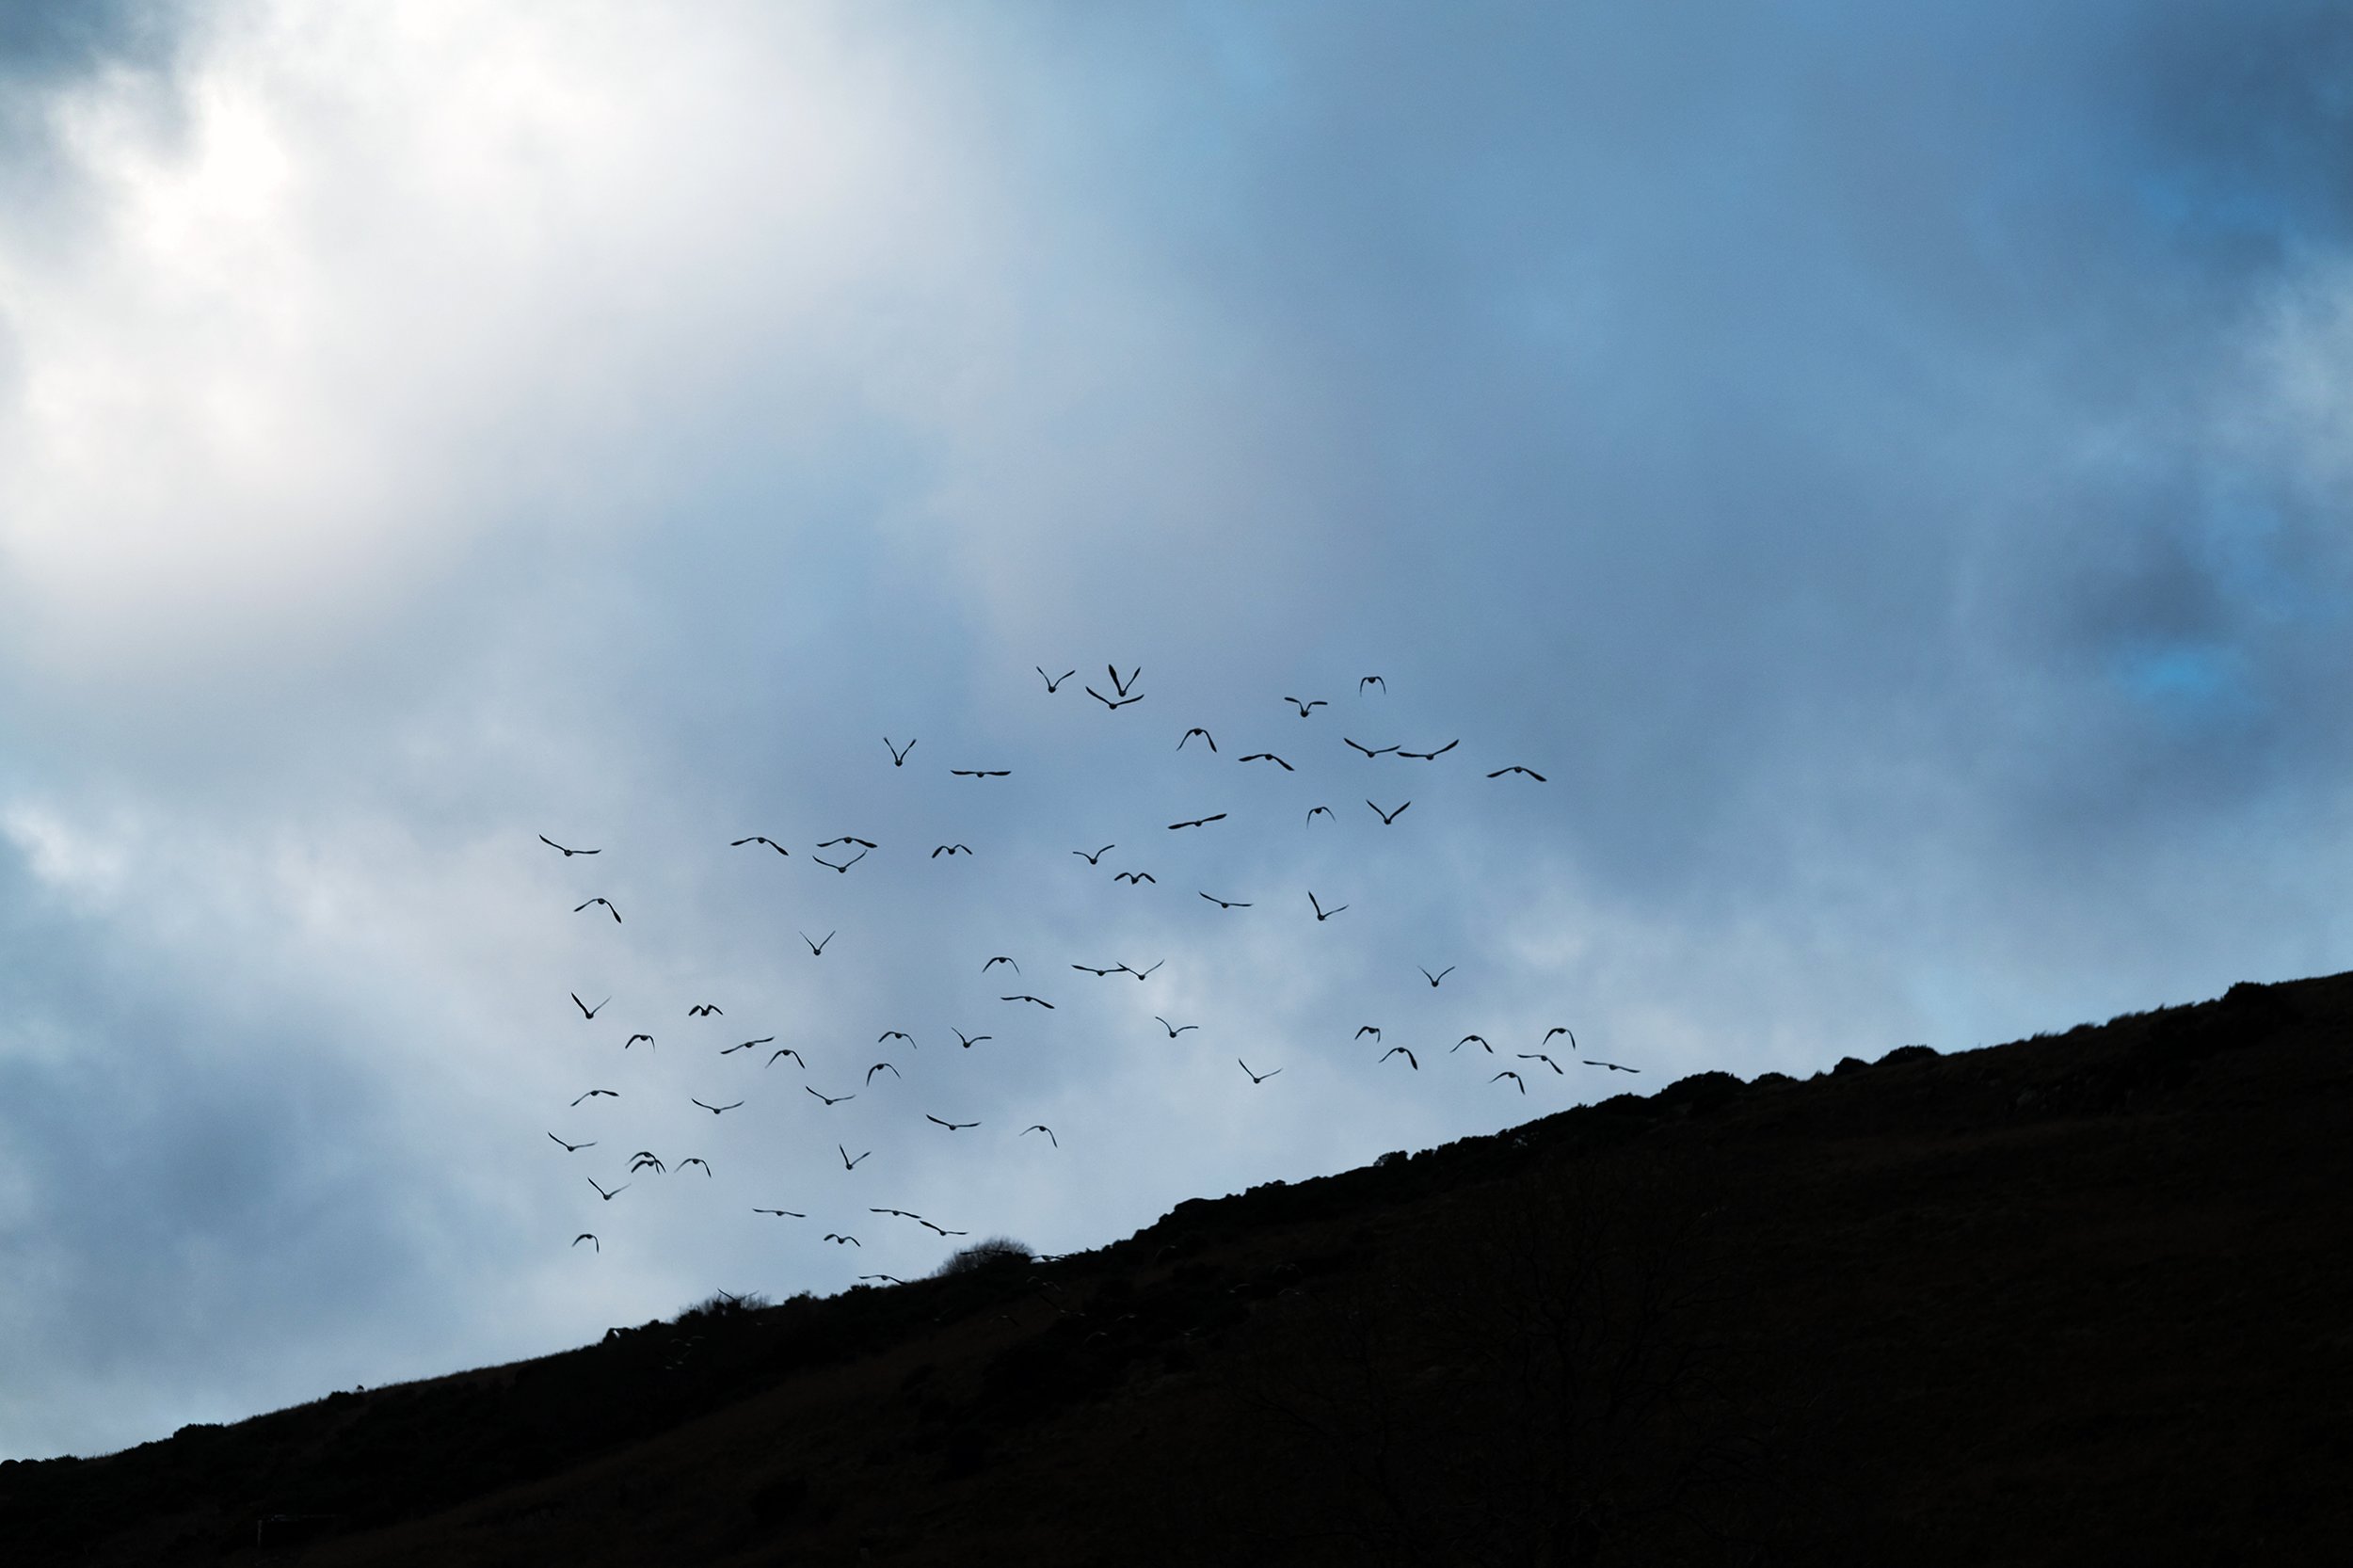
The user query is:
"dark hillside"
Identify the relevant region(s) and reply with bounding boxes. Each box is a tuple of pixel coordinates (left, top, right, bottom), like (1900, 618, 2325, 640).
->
(6, 971, 2349, 1564)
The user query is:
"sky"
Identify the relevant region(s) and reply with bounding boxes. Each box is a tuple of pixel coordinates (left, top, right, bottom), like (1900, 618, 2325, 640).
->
(3, 0, 2351, 1459)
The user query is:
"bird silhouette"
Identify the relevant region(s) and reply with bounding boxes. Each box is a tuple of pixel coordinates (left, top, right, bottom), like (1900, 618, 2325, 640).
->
(952, 1030, 991, 1049)
(540, 836, 600, 856)
(1239, 1059, 1281, 1084)
(624, 1033, 655, 1051)
(766, 1048, 805, 1068)
(1418, 965, 1454, 987)
(1344, 738, 1399, 759)
(1085, 685, 1144, 711)
(1168, 813, 1227, 830)
(574, 897, 621, 922)
(800, 930, 836, 956)
(1360, 675, 1385, 693)
(1492, 1070, 1527, 1094)
(822, 1233, 862, 1246)
(1381, 1046, 1418, 1070)
(547, 1133, 596, 1153)
(721, 1035, 774, 1055)
(984, 955, 1020, 973)
(1454, 1034, 1492, 1054)
(1308, 890, 1347, 920)
(932, 843, 972, 857)
(572, 1233, 599, 1251)
(691, 1097, 744, 1113)
(1487, 765, 1547, 781)
(878, 1030, 914, 1046)
(858, 1273, 908, 1285)
(918, 1219, 968, 1237)
(1109, 664, 1142, 696)
(1001, 994, 1055, 1009)
(1022, 1125, 1059, 1147)
(687, 1003, 722, 1016)
(587, 1176, 629, 1201)
(805, 1085, 855, 1107)
(730, 835, 790, 856)
(1038, 666, 1076, 692)
(571, 1089, 618, 1106)
(1178, 728, 1216, 752)
(1544, 1027, 1577, 1048)
(570, 993, 609, 1019)
(885, 737, 916, 766)
(1072, 962, 1123, 977)
(628, 1151, 665, 1174)
(1397, 740, 1459, 760)
(1124, 960, 1164, 980)
(819, 836, 879, 850)
(951, 768, 1012, 778)
(1355, 1025, 1382, 1040)
(1306, 805, 1335, 824)
(1282, 697, 1327, 716)
(1239, 752, 1294, 771)
(1368, 800, 1411, 825)
(1199, 891, 1253, 909)
(1113, 871, 1157, 885)
(871, 1207, 924, 1220)
(1582, 1058, 1641, 1073)
(679, 1158, 712, 1176)
(811, 850, 868, 873)
(1517, 1052, 1565, 1074)
(1073, 844, 1115, 865)
(755, 1207, 806, 1218)
(866, 1062, 902, 1083)
(1154, 1017, 1198, 1037)
(839, 1144, 871, 1170)
(926, 1114, 980, 1131)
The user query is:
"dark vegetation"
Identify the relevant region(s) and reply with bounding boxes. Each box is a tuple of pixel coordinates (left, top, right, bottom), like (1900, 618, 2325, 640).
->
(5, 972, 2351, 1563)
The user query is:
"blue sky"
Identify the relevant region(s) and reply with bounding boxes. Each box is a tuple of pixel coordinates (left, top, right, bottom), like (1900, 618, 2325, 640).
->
(3, 0, 2350, 1458)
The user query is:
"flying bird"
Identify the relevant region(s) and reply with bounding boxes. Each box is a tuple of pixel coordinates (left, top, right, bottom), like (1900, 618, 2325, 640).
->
(1355, 1025, 1382, 1040)
(687, 1003, 723, 1016)
(885, 736, 916, 766)
(1239, 752, 1294, 771)
(625, 1033, 655, 1051)
(1381, 1047, 1418, 1070)
(811, 850, 868, 874)
(1368, 800, 1411, 825)
(766, 1048, 804, 1068)
(1343, 738, 1398, 760)
(918, 1219, 968, 1237)
(1154, 1017, 1198, 1037)
(1517, 1053, 1565, 1074)
(952, 1030, 992, 1049)
(547, 1133, 596, 1153)
(1073, 844, 1114, 865)
(1022, 1125, 1058, 1147)
(573, 1233, 599, 1251)
(1492, 1070, 1527, 1094)
(1582, 1058, 1641, 1073)
(628, 1151, 665, 1174)
(1108, 664, 1141, 696)
(878, 1030, 914, 1046)
(571, 1089, 617, 1106)
(1307, 890, 1347, 921)
(951, 769, 1012, 778)
(587, 1176, 629, 1201)
(805, 1085, 855, 1107)
(932, 844, 972, 857)
(1306, 805, 1335, 824)
(839, 1144, 871, 1170)
(574, 897, 621, 922)
(691, 1097, 744, 1114)
(822, 1233, 862, 1246)
(1454, 1034, 1492, 1054)
(1113, 871, 1157, 885)
(1085, 685, 1144, 711)
(800, 930, 836, 956)
(1178, 728, 1216, 752)
(870, 1207, 923, 1220)
(730, 836, 790, 856)
(1199, 891, 1252, 909)
(1418, 965, 1454, 987)
(926, 1114, 981, 1131)
(1001, 994, 1055, 1009)
(865, 1062, 901, 1083)
(540, 836, 600, 856)
(1487, 765, 1547, 781)
(984, 955, 1020, 973)
(720, 1036, 774, 1056)
(1124, 960, 1164, 980)
(1544, 1027, 1577, 1048)
(1073, 962, 1123, 977)
(1360, 675, 1385, 693)
(858, 1273, 908, 1285)
(755, 1208, 806, 1218)
(1168, 813, 1227, 830)
(819, 836, 879, 850)
(679, 1158, 712, 1176)
(1238, 1059, 1282, 1084)
(570, 993, 609, 1019)
(1282, 697, 1327, 716)
(1038, 666, 1076, 692)
(1397, 740, 1458, 760)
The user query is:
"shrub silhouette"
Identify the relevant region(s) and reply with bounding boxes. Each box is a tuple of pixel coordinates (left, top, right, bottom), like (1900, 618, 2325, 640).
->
(674, 1289, 771, 1323)
(933, 1236, 1032, 1277)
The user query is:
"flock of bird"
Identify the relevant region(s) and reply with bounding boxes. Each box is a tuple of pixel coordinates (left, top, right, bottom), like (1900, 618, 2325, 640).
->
(540, 667, 1623, 1273)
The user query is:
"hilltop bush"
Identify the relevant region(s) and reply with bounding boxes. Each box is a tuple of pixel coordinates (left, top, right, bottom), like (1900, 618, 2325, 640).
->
(933, 1237, 1032, 1278)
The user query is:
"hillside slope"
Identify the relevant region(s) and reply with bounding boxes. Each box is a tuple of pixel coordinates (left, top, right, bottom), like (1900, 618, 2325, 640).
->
(6, 972, 2349, 1564)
